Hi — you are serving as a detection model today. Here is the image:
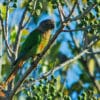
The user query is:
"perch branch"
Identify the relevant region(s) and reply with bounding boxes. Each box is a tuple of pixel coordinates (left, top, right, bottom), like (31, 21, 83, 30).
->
(16, 36, 100, 93)
(0, 15, 14, 59)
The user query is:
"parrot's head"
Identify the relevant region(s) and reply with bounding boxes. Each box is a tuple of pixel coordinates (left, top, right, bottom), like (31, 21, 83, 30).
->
(38, 19, 55, 32)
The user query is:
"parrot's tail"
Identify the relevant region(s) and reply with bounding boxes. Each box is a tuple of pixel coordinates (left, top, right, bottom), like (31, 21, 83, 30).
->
(4, 60, 24, 88)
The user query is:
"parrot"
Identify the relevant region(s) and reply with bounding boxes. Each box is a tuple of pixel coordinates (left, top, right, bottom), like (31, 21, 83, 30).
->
(4, 19, 55, 87)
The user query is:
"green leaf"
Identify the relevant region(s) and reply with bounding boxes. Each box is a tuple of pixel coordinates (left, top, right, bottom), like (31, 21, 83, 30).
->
(35, 9, 41, 16)
(0, 4, 6, 19)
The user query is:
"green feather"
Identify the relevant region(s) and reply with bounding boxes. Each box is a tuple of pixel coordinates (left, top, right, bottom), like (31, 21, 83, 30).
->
(18, 29, 42, 61)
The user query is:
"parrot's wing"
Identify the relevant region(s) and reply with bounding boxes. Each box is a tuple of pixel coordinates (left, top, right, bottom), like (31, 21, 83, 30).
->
(20, 29, 42, 56)
(14, 29, 42, 64)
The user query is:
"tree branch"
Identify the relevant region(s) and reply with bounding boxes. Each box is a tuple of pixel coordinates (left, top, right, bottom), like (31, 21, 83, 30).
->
(22, 0, 38, 29)
(72, 3, 96, 21)
(64, 3, 97, 23)
(13, 0, 32, 60)
(66, 26, 80, 49)
(87, 51, 100, 55)
(0, 15, 14, 59)
(13, 8, 27, 59)
(57, 2, 65, 22)
(5, 1, 9, 40)
(16, 36, 100, 93)
(65, 0, 77, 21)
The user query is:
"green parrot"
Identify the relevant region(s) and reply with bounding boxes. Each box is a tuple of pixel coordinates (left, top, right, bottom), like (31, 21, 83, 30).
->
(4, 19, 55, 86)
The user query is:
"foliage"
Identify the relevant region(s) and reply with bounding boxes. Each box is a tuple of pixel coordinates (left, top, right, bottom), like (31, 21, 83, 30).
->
(0, 0, 100, 100)
(21, 76, 98, 100)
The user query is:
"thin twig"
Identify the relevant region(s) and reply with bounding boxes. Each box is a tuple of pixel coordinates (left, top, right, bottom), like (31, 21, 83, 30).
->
(22, 0, 38, 29)
(5, 1, 15, 56)
(66, 26, 80, 49)
(57, 2, 65, 22)
(70, 3, 97, 21)
(59, 0, 78, 49)
(0, 15, 14, 59)
(5, 1, 9, 39)
(21, 14, 32, 29)
(87, 51, 100, 55)
(62, 24, 100, 32)
(0, 0, 14, 57)
(63, 3, 97, 24)
(65, 0, 77, 21)
(90, 48, 100, 70)
(13, 8, 27, 59)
